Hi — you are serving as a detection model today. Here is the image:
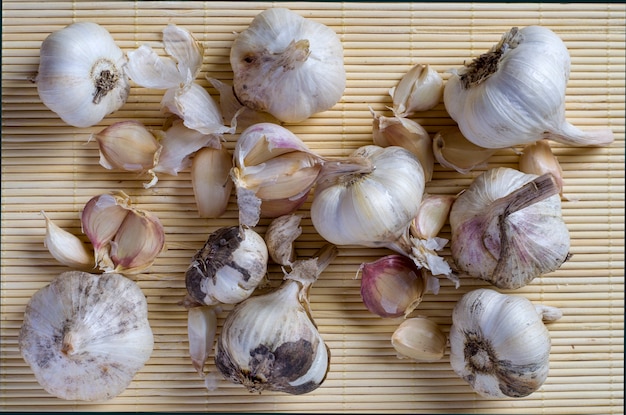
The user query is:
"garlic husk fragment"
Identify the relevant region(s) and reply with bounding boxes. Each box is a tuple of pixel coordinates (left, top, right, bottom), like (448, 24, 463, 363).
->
(370, 108, 434, 181)
(444, 26, 614, 149)
(450, 168, 570, 289)
(410, 194, 456, 240)
(36, 22, 130, 128)
(214, 244, 336, 395)
(19, 271, 154, 401)
(359, 254, 426, 318)
(519, 139, 564, 195)
(389, 63, 443, 117)
(187, 306, 218, 378)
(449, 288, 561, 398)
(265, 214, 303, 266)
(185, 226, 269, 306)
(191, 146, 233, 218)
(42, 211, 95, 271)
(391, 317, 446, 362)
(432, 126, 497, 174)
(230, 7, 346, 123)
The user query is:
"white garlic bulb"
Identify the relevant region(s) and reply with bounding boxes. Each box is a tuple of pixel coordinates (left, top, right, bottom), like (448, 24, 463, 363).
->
(444, 26, 614, 148)
(449, 167, 570, 289)
(185, 226, 268, 306)
(449, 288, 562, 398)
(230, 7, 346, 123)
(19, 271, 154, 401)
(36, 22, 130, 128)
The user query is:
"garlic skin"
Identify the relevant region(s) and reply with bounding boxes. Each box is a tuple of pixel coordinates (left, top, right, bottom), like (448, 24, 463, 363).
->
(444, 26, 614, 148)
(19, 271, 154, 401)
(449, 168, 570, 289)
(449, 288, 562, 398)
(389, 63, 443, 117)
(185, 226, 269, 306)
(391, 317, 447, 362)
(42, 211, 95, 271)
(191, 146, 233, 218)
(36, 22, 130, 128)
(230, 7, 346, 123)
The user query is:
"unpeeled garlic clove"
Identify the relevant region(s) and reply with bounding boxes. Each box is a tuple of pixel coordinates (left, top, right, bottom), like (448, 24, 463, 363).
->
(94, 120, 162, 173)
(187, 306, 218, 378)
(390, 63, 443, 117)
(80, 191, 131, 260)
(410, 194, 456, 240)
(42, 211, 95, 270)
(191, 146, 233, 218)
(433, 126, 497, 174)
(359, 254, 426, 318)
(391, 317, 447, 362)
(265, 214, 303, 266)
(519, 139, 564, 195)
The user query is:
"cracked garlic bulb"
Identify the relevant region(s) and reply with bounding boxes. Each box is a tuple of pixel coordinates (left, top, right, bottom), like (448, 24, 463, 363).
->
(444, 26, 613, 148)
(449, 288, 562, 398)
(36, 22, 130, 128)
(19, 271, 154, 401)
(230, 7, 346, 123)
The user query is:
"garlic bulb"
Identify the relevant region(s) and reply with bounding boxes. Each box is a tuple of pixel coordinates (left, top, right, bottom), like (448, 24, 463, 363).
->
(449, 167, 570, 289)
(230, 7, 346, 123)
(36, 22, 130, 127)
(19, 271, 154, 401)
(214, 244, 336, 394)
(391, 317, 447, 362)
(444, 26, 614, 148)
(185, 226, 268, 306)
(389, 63, 443, 117)
(449, 288, 562, 398)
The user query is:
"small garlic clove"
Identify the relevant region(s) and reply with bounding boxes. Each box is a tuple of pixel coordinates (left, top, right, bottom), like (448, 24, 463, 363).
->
(391, 317, 447, 362)
(359, 254, 426, 318)
(42, 211, 95, 270)
(126, 44, 182, 89)
(410, 194, 456, 240)
(162, 24, 204, 82)
(191, 146, 233, 218)
(265, 214, 303, 266)
(390, 63, 443, 117)
(187, 306, 218, 378)
(519, 139, 564, 195)
(80, 191, 131, 260)
(432, 126, 497, 174)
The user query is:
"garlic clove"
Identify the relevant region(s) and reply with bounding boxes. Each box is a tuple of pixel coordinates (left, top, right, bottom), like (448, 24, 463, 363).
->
(259, 193, 310, 219)
(187, 306, 218, 378)
(80, 191, 131, 260)
(42, 211, 95, 271)
(265, 214, 303, 266)
(109, 209, 166, 274)
(390, 63, 443, 117)
(391, 317, 447, 362)
(410, 194, 456, 240)
(162, 24, 204, 82)
(191, 146, 233, 218)
(125, 44, 182, 89)
(359, 254, 426, 318)
(247, 152, 322, 200)
(432, 126, 496, 174)
(519, 139, 564, 195)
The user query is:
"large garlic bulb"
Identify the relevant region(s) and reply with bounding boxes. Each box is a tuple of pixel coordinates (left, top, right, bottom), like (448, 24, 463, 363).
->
(449, 167, 570, 289)
(36, 22, 130, 128)
(444, 26, 613, 148)
(449, 288, 562, 398)
(230, 7, 346, 123)
(19, 271, 154, 401)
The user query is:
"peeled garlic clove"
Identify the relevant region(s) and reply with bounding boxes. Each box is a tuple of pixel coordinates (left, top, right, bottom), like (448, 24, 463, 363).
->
(390, 63, 443, 117)
(191, 146, 233, 218)
(80, 191, 131, 259)
(410, 194, 456, 240)
(449, 288, 561, 398)
(109, 209, 166, 274)
(42, 211, 95, 270)
(391, 317, 446, 362)
(187, 306, 218, 378)
(36, 22, 130, 128)
(230, 7, 346, 123)
(519, 139, 564, 195)
(265, 214, 303, 266)
(432, 126, 496, 174)
(19, 271, 154, 401)
(359, 254, 426, 318)
(185, 226, 269, 306)
(450, 168, 570, 289)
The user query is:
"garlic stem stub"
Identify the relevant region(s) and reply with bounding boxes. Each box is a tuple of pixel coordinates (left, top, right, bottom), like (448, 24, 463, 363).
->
(443, 26, 614, 149)
(36, 22, 130, 128)
(230, 7, 346, 123)
(19, 271, 154, 401)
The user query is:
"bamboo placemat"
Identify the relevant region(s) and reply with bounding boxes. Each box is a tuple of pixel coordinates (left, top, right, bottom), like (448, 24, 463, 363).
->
(1, 1, 624, 413)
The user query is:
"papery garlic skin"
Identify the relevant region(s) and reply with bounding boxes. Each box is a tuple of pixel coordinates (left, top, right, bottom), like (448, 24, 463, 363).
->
(230, 7, 346, 123)
(444, 26, 614, 148)
(36, 22, 130, 128)
(19, 271, 154, 401)
(449, 167, 570, 289)
(449, 288, 560, 398)
(185, 226, 269, 306)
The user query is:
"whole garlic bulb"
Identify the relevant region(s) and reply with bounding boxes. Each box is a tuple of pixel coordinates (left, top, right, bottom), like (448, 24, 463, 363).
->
(19, 271, 154, 401)
(230, 7, 346, 123)
(449, 167, 570, 289)
(36, 22, 130, 128)
(449, 288, 562, 399)
(444, 26, 614, 148)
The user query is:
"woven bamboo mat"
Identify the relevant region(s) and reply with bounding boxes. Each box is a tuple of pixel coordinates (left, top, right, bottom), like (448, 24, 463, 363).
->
(1, 1, 624, 413)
